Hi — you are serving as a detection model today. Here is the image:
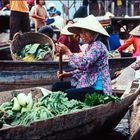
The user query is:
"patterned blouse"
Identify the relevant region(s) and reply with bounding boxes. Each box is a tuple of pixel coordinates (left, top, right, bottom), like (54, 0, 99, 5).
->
(69, 40, 112, 95)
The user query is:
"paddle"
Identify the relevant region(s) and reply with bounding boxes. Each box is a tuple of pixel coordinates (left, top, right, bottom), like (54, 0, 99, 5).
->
(59, 50, 63, 81)
(56, 42, 63, 81)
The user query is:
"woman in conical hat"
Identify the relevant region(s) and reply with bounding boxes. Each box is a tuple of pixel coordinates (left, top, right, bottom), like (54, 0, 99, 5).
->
(57, 20, 81, 53)
(52, 15, 112, 101)
(117, 24, 140, 56)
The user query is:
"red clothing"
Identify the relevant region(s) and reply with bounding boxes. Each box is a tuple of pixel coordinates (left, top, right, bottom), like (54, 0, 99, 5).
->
(117, 36, 140, 56)
(57, 34, 81, 53)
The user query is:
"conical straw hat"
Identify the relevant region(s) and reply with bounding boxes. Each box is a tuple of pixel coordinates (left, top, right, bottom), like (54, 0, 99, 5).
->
(61, 24, 74, 35)
(68, 15, 109, 36)
(129, 25, 140, 36)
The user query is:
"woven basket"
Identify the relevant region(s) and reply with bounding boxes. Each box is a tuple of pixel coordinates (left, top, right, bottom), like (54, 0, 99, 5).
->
(10, 32, 55, 61)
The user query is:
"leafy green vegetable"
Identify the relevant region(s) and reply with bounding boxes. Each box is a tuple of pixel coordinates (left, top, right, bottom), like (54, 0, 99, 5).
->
(27, 43, 40, 54)
(0, 89, 120, 127)
(108, 50, 120, 58)
(16, 43, 53, 60)
(84, 92, 121, 106)
(0, 90, 89, 126)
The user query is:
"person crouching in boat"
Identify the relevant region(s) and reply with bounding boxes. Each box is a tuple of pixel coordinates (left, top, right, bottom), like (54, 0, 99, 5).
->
(52, 15, 112, 101)
(116, 24, 140, 57)
(55, 22, 82, 60)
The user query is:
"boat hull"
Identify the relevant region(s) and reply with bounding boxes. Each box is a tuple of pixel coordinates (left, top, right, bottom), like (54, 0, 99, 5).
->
(0, 81, 139, 139)
(0, 57, 136, 92)
(130, 93, 140, 140)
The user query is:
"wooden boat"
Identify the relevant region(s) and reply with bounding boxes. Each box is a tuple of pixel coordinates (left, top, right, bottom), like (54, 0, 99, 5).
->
(0, 42, 10, 48)
(0, 57, 136, 91)
(111, 17, 140, 39)
(129, 86, 140, 140)
(0, 57, 136, 92)
(0, 80, 139, 139)
(130, 126, 140, 140)
(0, 15, 10, 33)
(0, 46, 12, 60)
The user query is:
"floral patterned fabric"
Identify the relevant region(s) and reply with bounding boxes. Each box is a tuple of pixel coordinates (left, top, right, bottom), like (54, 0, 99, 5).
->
(69, 40, 112, 95)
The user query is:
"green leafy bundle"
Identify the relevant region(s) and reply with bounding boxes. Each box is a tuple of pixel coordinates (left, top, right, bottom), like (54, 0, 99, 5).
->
(84, 92, 121, 106)
(0, 89, 121, 127)
(16, 43, 53, 60)
(0, 90, 89, 126)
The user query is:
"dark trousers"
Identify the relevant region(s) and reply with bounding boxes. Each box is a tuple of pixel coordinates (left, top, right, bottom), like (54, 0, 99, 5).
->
(52, 81, 103, 101)
(10, 11, 30, 40)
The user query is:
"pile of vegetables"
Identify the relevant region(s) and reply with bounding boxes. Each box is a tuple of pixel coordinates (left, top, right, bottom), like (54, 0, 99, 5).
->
(0, 88, 88, 126)
(84, 92, 121, 106)
(108, 50, 121, 58)
(0, 88, 120, 127)
(16, 43, 53, 61)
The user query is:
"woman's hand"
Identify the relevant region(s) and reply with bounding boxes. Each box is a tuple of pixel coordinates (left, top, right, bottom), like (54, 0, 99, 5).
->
(114, 69, 123, 77)
(115, 50, 119, 53)
(57, 71, 72, 79)
(55, 43, 72, 56)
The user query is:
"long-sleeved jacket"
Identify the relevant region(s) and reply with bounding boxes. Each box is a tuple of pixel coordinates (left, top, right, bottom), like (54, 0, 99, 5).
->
(117, 36, 140, 56)
(69, 40, 112, 95)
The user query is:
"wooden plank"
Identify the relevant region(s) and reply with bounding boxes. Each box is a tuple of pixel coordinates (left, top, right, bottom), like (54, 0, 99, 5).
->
(0, 42, 10, 47)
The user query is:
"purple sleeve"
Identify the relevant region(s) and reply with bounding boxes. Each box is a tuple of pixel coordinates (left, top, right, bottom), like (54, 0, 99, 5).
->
(69, 42, 102, 70)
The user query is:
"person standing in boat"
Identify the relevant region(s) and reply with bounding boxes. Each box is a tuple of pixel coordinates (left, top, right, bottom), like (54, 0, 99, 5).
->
(116, 24, 140, 57)
(30, 0, 48, 31)
(52, 15, 112, 101)
(10, 0, 30, 40)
